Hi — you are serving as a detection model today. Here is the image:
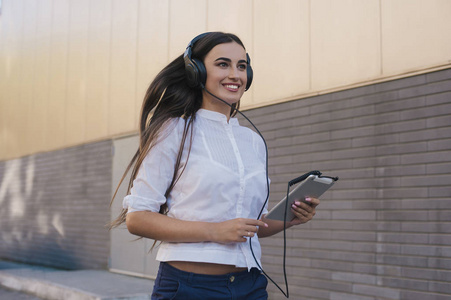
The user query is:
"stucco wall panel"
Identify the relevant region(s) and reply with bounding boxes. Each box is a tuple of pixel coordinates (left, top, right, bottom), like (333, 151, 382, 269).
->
(381, 0, 451, 75)
(310, 0, 382, 90)
(1, 0, 450, 161)
(254, 0, 310, 104)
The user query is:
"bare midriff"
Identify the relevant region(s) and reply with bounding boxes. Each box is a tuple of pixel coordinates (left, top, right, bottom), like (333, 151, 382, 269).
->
(168, 261, 247, 275)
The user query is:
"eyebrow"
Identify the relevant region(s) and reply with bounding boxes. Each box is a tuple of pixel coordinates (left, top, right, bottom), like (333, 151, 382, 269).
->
(215, 57, 247, 64)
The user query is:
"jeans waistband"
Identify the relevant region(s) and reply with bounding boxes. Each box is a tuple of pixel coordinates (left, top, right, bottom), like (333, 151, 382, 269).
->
(160, 262, 260, 286)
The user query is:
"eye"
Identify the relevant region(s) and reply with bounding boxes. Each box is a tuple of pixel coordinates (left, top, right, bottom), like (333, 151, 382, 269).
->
(217, 62, 228, 68)
(238, 64, 247, 70)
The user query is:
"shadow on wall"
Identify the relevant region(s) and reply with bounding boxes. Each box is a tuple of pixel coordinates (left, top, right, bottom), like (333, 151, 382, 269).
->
(0, 141, 113, 270)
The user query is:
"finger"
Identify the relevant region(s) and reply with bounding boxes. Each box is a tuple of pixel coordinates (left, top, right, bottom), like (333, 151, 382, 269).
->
(243, 230, 255, 238)
(244, 218, 268, 228)
(293, 201, 313, 213)
(291, 204, 312, 218)
(305, 197, 320, 207)
(293, 208, 309, 218)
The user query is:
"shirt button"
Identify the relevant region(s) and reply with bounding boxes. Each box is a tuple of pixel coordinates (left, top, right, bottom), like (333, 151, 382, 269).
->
(230, 275, 235, 283)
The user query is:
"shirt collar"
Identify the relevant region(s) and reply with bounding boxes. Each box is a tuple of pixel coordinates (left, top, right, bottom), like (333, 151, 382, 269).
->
(197, 109, 239, 125)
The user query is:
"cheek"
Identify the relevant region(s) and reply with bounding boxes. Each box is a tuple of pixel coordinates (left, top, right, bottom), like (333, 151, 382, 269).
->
(205, 73, 222, 87)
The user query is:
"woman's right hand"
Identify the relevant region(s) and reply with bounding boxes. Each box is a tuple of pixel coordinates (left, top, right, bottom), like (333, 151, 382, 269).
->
(211, 218, 268, 244)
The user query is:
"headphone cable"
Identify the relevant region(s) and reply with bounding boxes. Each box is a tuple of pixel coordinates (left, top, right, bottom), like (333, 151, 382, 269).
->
(202, 87, 290, 298)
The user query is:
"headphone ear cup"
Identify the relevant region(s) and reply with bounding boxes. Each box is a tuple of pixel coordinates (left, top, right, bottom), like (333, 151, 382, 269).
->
(185, 61, 198, 87)
(192, 58, 207, 88)
(246, 64, 253, 91)
(245, 53, 253, 91)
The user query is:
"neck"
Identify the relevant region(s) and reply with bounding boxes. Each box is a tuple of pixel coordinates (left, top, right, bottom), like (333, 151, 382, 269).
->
(201, 91, 233, 122)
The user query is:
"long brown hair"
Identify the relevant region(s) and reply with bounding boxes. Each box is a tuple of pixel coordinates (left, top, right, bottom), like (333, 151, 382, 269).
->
(109, 32, 246, 229)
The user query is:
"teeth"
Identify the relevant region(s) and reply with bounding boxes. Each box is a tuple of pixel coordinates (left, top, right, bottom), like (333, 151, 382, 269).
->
(224, 84, 239, 89)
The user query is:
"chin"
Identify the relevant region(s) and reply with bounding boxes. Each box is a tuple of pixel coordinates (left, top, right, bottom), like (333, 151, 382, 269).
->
(221, 93, 243, 104)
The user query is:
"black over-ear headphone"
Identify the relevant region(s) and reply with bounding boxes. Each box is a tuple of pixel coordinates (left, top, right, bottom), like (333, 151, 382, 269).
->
(183, 32, 253, 91)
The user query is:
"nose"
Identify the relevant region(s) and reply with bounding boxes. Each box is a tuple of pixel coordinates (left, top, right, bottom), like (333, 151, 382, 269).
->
(228, 66, 239, 79)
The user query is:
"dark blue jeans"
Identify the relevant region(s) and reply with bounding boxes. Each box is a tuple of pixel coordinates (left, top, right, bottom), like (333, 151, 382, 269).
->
(151, 262, 268, 300)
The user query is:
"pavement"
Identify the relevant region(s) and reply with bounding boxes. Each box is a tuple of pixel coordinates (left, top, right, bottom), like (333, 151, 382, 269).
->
(0, 260, 155, 300)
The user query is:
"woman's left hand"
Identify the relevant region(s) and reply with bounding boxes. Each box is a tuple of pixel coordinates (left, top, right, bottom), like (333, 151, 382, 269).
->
(288, 197, 320, 226)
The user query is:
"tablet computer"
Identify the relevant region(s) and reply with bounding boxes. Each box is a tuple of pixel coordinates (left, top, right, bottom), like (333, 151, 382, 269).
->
(265, 175, 336, 221)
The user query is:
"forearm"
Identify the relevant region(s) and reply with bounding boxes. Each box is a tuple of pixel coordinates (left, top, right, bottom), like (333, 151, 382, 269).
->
(126, 211, 269, 244)
(126, 211, 216, 243)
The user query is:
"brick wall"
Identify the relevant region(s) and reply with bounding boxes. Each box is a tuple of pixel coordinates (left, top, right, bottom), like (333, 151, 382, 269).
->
(243, 68, 451, 300)
(0, 140, 112, 270)
(0, 68, 449, 298)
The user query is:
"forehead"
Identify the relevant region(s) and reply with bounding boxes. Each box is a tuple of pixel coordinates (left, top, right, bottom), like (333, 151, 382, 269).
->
(204, 42, 246, 61)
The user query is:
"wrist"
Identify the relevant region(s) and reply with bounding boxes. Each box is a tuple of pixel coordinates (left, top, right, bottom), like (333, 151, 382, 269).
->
(204, 221, 218, 243)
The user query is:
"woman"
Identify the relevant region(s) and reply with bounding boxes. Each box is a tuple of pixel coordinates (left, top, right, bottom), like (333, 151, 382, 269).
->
(111, 32, 319, 299)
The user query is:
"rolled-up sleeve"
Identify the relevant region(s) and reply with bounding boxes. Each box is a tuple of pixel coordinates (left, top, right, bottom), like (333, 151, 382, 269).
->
(123, 119, 181, 213)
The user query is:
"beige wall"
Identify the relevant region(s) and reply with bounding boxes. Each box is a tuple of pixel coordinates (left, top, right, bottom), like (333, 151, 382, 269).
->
(1, 0, 450, 160)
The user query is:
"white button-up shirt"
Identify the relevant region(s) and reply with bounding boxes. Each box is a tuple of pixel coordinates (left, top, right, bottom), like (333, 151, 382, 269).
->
(123, 109, 268, 270)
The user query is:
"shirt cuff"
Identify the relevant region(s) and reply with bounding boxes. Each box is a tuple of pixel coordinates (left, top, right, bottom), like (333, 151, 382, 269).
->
(123, 195, 161, 213)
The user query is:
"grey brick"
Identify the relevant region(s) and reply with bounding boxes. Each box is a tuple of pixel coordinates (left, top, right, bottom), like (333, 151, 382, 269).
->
(401, 290, 451, 300)
(353, 155, 400, 168)
(426, 115, 451, 128)
(331, 231, 377, 242)
(426, 90, 451, 105)
(339, 84, 379, 100)
(377, 210, 430, 221)
(361, 90, 399, 105)
(380, 276, 429, 291)
(428, 138, 451, 152)
(426, 68, 451, 82)
(401, 150, 451, 164)
(352, 284, 400, 299)
(331, 210, 376, 220)
(428, 257, 451, 269)
(376, 243, 402, 254)
(354, 263, 378, 275)
(401, 266, 451, 281)
(288, 286, 331, 300)
(400, 128, 451, 143)
(376, 265, 402, 276)
(309, 277, 353, 293)
(377, 232, 429, 244)
(398, 80, 451, 99)
(376, 254, 429, 267)
(401, 174, 451, 187)
(377, 187, 428, 199)
(311, 118, 354, 134)
(429, 187, 451, 197)
(401, 222, 451, 233)
(375, 164, 426, 177)
(402, 102, 451, 120)
(332, 147, 376, 160)
(310, 220, 378, 231)
(429, 281, 451, 294)
(311, 259, 354, 272)
(374, 73, 426, 92)
(428, 234, 451, 246)
(375, 95, 425, 113)
(401, 244, 446, 256)
(352, 132, 399, 147)
(332, 126, 376, 140)
(376, 141, 428, 156)
(330, 292, 375, 300)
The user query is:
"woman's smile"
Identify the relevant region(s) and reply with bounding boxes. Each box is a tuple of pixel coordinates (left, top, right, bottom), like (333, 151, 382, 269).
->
(201, 41, 248, 117)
